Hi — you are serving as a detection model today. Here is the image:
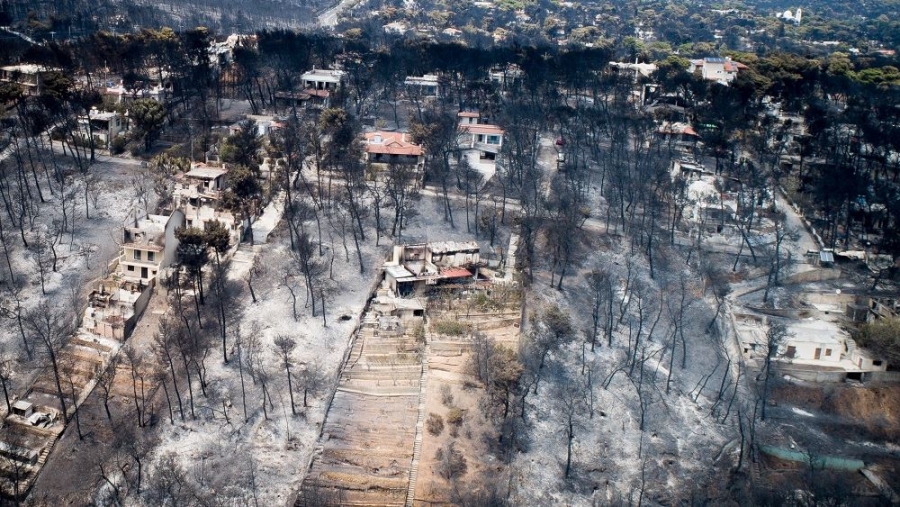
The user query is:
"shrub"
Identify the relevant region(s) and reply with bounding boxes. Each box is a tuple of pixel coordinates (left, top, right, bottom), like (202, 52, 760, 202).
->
(446, 407, 465, 427)
(426, 413, 444, 436)
(435, 441, 467, 480)
(110, 135, 127, 155)
(433, 320, 471, 336)
(440, 385, 454, 407)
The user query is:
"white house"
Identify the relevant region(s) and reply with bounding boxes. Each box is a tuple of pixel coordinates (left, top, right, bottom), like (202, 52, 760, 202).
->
(113, 212, 185, 284)
(301, 68, 345, 91)
(0, 64, 58, 95)
(77, 109, 127, 148)
(457, 111, 504, 160)
(688, 57, 747, 85)
(737, 314, 889, 374)
(609, 61, 658, 78)
(404, 74, 441, 98)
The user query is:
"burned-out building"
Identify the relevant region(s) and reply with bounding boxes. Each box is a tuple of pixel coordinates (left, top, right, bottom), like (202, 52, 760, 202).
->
(383, 242, 482, 296)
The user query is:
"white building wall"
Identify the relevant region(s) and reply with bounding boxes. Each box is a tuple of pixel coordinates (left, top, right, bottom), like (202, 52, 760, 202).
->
(780, 339, 842, 363)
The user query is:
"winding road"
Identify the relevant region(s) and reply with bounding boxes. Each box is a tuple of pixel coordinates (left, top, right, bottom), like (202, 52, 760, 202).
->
(317, 0, 356, 27)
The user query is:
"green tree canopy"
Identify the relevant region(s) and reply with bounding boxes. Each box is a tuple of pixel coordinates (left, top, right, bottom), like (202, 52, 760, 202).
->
(128, 98, 166, 151)
(175, 226, 209, 274)
(221, 119, 261, 171)
(856, 318, 900, 368)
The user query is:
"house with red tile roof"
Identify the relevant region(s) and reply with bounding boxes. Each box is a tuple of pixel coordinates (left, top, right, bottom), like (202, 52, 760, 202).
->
(364, 131, 424, 165)
(657, 122, 701, 153)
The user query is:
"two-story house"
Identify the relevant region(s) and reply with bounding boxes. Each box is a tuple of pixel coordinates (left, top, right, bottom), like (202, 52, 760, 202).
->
(0, 64, 59, 96)
(457, 111, 504, 161)
(114, 212, 184, 284)
(77, 109, 127, 148)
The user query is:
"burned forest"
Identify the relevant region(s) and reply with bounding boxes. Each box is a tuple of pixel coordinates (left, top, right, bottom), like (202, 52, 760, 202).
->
(0, 1, 900, 506)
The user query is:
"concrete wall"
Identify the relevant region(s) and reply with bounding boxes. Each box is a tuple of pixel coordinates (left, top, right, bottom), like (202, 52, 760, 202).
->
(861, 371, 900, 382)
(787, 268, 842, 284)
(803, 291, 856, 306)
(773, 365, 847, 383)
(94, 319, 125, 341)
(162, 209, 185, 269)
(124, 285, 154, 338)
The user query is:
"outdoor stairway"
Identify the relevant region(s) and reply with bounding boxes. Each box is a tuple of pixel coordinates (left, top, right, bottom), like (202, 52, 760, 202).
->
(750, 458, 762, 483)
(404, 341, 430, 507)
(340, 336, 366, 383)
(35, 447, 51, 467)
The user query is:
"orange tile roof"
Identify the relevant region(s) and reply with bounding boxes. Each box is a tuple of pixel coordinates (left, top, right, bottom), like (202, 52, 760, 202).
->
(460, 123, 504, 135)
(658, 122, 699, 137)
(364, 131, 424, 156)
(440, 267, 472, 278)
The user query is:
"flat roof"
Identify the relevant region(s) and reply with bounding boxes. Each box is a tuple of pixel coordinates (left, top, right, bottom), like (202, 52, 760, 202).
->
(89, 110, 119, 120)
(430, 241, 479, 253)
(186, 167, 228, 180)
(385, 265, 415, 279)
(405, 74, 439, 84)
(123, 242, 164, 252)
(786, 319, 846, 345)
(301, 69, 345, 82)
(1, 64, 57, 74)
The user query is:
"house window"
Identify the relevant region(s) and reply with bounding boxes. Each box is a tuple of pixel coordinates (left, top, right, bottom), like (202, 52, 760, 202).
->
(147, 251, 155, 262)
(487, 135, 500, 145)
(873, 360, 883, 366)
(127, 265, 134, 271)
(133, 250, 141, 261)
(785, 346, 797, 358)
(825, 349, 832, 357)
